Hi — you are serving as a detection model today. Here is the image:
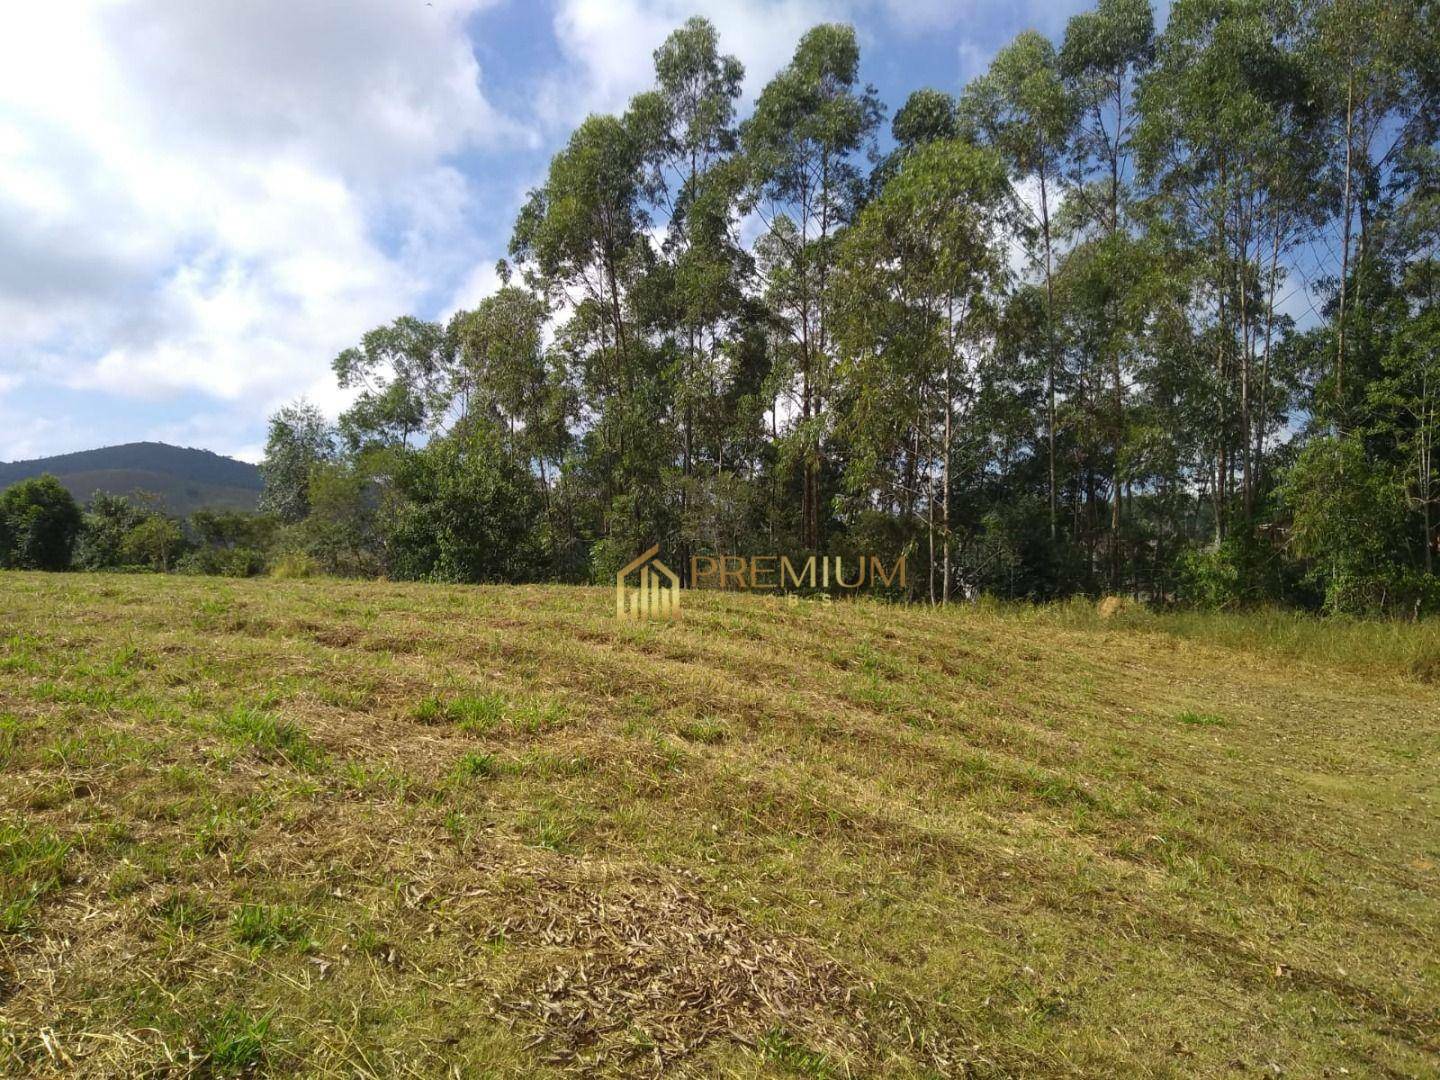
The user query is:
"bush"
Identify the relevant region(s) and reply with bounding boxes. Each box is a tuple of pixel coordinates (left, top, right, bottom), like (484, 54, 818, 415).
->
(177, 546, 268, 578)
(384, 424, 546, 584)
(279, 460, 384, 577)
(1175, 533, 1307, 611)
(0, 475, 82, 571)
(121, 516, 186, 572)
(1279, 436, 1426, 617)
(75, 492, 152, 570)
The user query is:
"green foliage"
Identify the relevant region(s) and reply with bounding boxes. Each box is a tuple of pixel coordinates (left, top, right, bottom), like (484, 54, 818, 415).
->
(1281, 436, 1433, 616)
(178, 546, 267, 578)
(1175, 534, 1305, 611)
(121, 515, 186, 572)
(892, 88, 959, 152)
(268, 551, 317, 580)
(75, 491, 152, 570)
(283, 458, 383, 577)
(205, 7, 1438, 619)
(384, 424, 546, 584)
(0, 474, 83, 571)
(258, 401, 335, 524)
(334, 316, 455, 453)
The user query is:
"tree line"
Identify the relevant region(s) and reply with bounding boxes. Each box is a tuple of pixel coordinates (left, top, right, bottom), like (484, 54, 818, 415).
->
(7, 0, 1439, 616)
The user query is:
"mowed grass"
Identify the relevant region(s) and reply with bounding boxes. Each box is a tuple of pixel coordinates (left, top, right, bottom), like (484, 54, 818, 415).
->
(0, 572, 1436, 1077)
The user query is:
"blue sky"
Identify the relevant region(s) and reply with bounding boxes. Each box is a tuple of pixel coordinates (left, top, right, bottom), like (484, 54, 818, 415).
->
(1, 0, 1114, 464)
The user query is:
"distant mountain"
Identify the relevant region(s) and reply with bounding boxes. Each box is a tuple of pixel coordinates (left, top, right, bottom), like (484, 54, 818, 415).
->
(0, 442, 263, 516)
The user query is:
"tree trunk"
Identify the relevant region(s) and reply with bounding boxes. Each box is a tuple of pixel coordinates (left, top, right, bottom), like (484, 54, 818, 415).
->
(1040, 161, 1059, 542)
(943, 328, 953, 606)
(1336, 67, 1355, 414)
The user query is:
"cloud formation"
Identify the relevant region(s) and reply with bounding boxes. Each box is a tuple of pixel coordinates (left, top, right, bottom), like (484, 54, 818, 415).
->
(0, 0, 1100, 463)
(0, 0, 512, 457)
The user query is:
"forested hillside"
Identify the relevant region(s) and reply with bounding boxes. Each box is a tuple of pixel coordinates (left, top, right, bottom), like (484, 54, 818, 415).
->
(0, 443, 261, 515)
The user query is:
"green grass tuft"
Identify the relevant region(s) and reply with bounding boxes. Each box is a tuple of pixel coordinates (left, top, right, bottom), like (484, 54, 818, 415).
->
(231, 902, 312, 950)
(218, 706, 321, 769)
(1177, 710, 1227, 726)
(452, 751, 499, 780)
(197, 1005, 273, 1074)
(0, 821, 70, 933)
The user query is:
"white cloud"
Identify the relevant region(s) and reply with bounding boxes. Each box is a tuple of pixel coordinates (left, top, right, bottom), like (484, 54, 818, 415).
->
(539, 0, 1095, 131)
(542, 0, 846, 128)
(0, 0, 513, 459)
(443, 259, 507, 321)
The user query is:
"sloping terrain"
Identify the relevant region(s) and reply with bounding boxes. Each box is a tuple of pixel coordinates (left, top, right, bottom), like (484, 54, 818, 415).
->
(0, 443, 261, 513)
(0, 574, 1436, 1076)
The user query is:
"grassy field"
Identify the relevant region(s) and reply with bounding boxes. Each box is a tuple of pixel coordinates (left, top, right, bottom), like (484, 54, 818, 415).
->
(0, 572, 1436, 1077)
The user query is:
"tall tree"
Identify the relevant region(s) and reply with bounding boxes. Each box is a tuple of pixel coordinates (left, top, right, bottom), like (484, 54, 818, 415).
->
(642, 18, 756, 576)
(835, 139, 1012, 602)
(1139, 0, 1323, 541)
(456, 283, 577, 572)
(743, 24, 882, 550)
(511, 104, 669, 574)
(1312, 0, 1436, 413)
(1061, 0, 1154, 573)
(961, 31, 1076, 540)
(332, 317, 456, 452)
(258, 401, 336, 524)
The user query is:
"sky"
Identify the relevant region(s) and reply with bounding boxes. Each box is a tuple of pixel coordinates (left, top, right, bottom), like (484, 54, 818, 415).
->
(0, 0, 1110, 465)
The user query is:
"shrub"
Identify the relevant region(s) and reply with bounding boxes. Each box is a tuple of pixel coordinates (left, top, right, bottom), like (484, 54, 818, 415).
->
(178, 546, 268, 578)
(384, 424, 546, 584)
(1175, 533, 1305, 611)
(121, 516, 186, 572)
(0, 475, 82, 571)
(75, 492, 152, 570)
(1279, 436, 1428, 617)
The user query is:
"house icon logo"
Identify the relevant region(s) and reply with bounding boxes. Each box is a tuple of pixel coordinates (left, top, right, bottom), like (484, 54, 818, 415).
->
(615, 544, 681, 620)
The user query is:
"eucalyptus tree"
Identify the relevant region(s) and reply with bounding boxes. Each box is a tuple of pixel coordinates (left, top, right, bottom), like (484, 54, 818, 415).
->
(1369, 263, 1440, 573)
(1139, 0, 1323, 540)
(510, 104, 669, 570)
(892, 88, 959, 153)
(1058, 0, 1154, 565)
(511, 112, 651, 406)
(960, 31, 1076, 540)
(453, 284, 579, 568)
(742, 24, 882, 550)
(834, 139, 1012, 602)
(456, 284, 548, 443)
(1356, 146, 1440, 573)
(332, 316, 457, 453)
(258, 401, 336, 524)
(637, 18, 758, 570)
(870, 87, 960, 191)
(1311, 0, 1437, 411)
